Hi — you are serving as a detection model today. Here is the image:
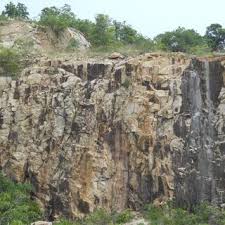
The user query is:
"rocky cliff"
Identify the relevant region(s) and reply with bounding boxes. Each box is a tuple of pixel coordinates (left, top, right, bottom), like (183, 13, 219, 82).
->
(0, 20, 90, 51)
(0, 53, 225, 219)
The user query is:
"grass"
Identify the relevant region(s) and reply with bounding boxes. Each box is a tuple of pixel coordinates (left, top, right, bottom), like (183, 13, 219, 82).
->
(0, 173, 42, 225)
(1, 173, 225, 225)
(142, 202, 225, 225)
(54, 209, 134, 225)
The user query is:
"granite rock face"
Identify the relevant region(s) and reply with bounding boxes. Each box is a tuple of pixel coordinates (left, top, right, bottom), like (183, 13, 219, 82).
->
(174, 58, 225, 208)
(0, 53, 225, 219)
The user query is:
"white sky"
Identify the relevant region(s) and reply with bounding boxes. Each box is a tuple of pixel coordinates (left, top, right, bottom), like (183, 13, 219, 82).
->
(1, 0, 225, 38)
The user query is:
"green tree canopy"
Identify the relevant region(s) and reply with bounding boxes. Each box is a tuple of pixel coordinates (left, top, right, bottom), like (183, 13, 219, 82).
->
(205, 23, 225, 51)
(113, 21, 139, 44)
(155, 27, 203, 52)
(73, 19, 95, 40)
(39, 4, 76, 35)
(91, 14, 116, 46)
(2, 2, 29, 19)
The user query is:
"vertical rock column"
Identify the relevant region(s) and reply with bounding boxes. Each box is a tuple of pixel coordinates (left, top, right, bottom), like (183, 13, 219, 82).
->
(173, 59, 224, 208)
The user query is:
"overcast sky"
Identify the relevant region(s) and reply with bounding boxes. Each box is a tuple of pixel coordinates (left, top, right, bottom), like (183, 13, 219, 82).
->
(1, 0, 225, 38)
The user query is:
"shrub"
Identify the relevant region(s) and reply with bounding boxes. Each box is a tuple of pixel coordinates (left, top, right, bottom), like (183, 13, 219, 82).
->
(54, 209, 134, 225)
(0, 173, 42, 225)
(84, 209, 112, 225)
(0, 47, 21, 77)
(113, 209, 133, 224)
(189, 44, 212, 56)
(143, 202, 225, 225)
(122, 79, 131, 89)
(39, 5, 76, 36)
(54, 219, 79, 225)
(0, 14, 8, 23)
(194, 202, 225, 225)
(66, 38, 79, 50)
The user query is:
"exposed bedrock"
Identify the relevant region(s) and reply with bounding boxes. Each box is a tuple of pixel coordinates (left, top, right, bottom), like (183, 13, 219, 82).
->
(0, 53, 225, 219)
(173, 58, 225, 208)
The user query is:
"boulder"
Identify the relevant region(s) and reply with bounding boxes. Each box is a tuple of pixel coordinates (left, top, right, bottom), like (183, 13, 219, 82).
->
(108, 52, 125, 59)
(31, 222, 52, 225)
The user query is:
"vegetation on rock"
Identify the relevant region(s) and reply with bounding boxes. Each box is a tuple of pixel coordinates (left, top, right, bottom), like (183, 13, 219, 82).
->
(1, 172, 225, 225)
(154, 27, 205, 52)
(143, 202, 225, 225)
(205, 23, 225, 51)
(39, 5, 76, 36)
(0, 47, 21, 77)
(0, 173, 42, 225)
(1, 2, 225, 56)
(54, 209, 133, 225)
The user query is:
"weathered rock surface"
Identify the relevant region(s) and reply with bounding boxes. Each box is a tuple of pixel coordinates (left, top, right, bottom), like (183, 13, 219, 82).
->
(0, 20, 90, 51)
(108, 52, 125, 60)
(0, 53, 225, 219)
(31, 221, 52, 225)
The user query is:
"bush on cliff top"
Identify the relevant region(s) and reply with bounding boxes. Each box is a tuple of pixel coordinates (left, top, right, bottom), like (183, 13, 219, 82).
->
(0, 173, 42, 225)
(39, 4, 76, 36)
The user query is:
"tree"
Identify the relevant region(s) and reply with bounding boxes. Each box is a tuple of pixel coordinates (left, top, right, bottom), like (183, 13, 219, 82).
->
(205, 23, 225, 51)
(39, 4, 76, 35)
(113, 20, 139, 44)
(119, 22, 138, 44)
(16, 3, 29, 19)
(2, 2, 17, 18)
(91, 14, 116, 46)
(155, 27, 203, 52)
(2, 2, 29, 19)
(73, 19, 95, 40)
(113, 20, 122, 40)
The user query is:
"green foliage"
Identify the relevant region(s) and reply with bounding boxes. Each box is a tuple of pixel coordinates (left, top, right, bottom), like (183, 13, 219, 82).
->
(39, 4, 76, 35)
(73, 19, 95, 41)
(91, 14, 116, 47)
(122, 79, 131, 89)
(2, 2, 225, 56)
(2, 2, 29, 19)
(194, 202, 225, 225)
(155, 27, 203, 52)
(189, 44, 212, 56)
(0, 14, 8, 21)
(0, 173, 42, 225)
(113, 209, 133, 224)
(54, 209, 133, 225)
(0, 14, 8, 26)
(0, 47, 21, 77)
(66, 38, 80, 50)
(54, 218, 75, 225)
(205, 23, 225, 51)
(143, 202, 225, 225)
(113, 20, 138, 44)
(38, 4, 153, 50)
(84, 209, 112, 225)
(14, 38, 35, 55)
